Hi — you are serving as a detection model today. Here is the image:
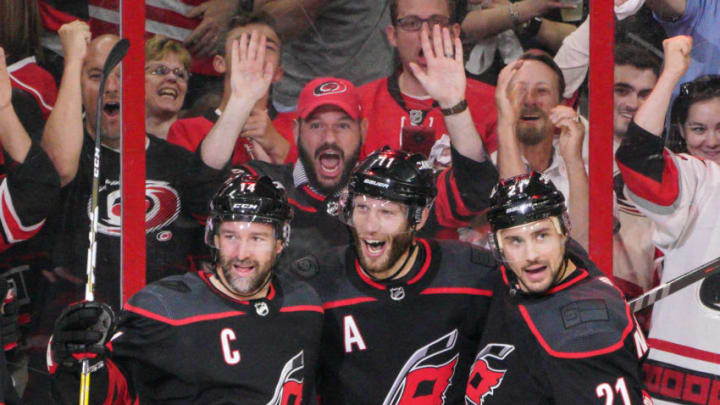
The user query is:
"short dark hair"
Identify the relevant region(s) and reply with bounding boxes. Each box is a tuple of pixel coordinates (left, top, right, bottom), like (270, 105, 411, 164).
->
(389, 0, 456, 24)
(216, 12, 280, 56)
(518, 50, 566, 102)
(615, 43, 661, 78)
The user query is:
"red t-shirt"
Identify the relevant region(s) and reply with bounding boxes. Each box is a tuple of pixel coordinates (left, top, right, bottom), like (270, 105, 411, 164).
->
(167, 110, 298, 166)
(358, 75, 498, 159)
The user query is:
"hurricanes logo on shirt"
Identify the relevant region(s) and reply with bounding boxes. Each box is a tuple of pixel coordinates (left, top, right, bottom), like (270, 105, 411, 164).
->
(92, 180, 180, 237)
(383, 330, 459, 405)
(266, 351, 304, 405)
(465, 343, 515, 405)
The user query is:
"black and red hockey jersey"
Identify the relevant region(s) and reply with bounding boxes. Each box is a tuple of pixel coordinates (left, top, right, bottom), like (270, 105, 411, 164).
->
(464, 249, 652, 405)
(51, 132, 225, 309)
(239, 147, 498, 267)
(358, 73, 498, 158)
(0, 142, 60, 254)
(292, 238, 497, 405)
(52, 271, 324, 404)
(7, 57, 57, 120)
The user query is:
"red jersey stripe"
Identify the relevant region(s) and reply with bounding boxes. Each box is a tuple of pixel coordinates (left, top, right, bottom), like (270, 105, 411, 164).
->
(323, 297, 377, 309)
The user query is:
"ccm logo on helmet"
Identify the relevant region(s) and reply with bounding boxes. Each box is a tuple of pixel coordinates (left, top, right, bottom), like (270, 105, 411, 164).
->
(314, 81, 347, 96)
(232, 203, 259, 210)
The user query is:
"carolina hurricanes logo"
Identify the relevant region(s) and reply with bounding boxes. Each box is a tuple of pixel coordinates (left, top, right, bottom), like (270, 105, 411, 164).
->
(266, 351, 304, 405)
(91, 180, 180, 237)
(384, 330, 459, 405)
(313, 81, 347, 96)
(465, 343, 515, 405)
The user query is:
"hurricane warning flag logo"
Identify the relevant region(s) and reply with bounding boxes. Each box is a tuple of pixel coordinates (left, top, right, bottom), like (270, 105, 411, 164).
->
(384, 330, 459, 405)
(266, 351, 304, 405)
(465, 343, 515, 405)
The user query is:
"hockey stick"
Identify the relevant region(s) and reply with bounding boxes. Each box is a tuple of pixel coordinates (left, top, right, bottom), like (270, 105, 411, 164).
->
(629, 255, 720, 313)
(80, 38, 130, 405)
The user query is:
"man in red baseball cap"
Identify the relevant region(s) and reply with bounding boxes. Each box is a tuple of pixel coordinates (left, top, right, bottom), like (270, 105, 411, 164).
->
(294, 77, 367, 195)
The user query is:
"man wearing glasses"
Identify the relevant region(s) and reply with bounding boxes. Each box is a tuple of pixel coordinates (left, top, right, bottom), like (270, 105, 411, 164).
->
(358, 0, 498, 161)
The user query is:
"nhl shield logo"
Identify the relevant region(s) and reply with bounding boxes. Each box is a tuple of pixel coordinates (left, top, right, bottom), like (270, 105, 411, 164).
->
(409, 109, 424, 126)
(390, 287, 405, 301)
(255, 302, 270, 316)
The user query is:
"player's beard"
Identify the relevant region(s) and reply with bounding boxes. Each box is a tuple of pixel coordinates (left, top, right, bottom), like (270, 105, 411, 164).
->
(219, 255, 273, 297)
(298, 140, 361, 196)
(352, 227, 414, 279)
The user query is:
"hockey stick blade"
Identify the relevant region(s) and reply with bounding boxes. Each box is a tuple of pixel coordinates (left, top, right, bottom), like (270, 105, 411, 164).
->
(629, 255, 720, 313)
(103, 39, 130, 79)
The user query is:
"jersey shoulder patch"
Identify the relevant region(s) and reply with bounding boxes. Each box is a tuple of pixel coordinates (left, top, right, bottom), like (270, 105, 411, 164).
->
(520, 276, 633, 358)
(126, 273, 219, 321)
(431, 240, 496, 287)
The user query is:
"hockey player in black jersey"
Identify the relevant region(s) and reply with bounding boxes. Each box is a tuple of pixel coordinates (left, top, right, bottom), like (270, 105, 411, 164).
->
(227, 22, 499, 266)
(48, 174, 323, 404)
(464, 172, 653, 405)
(292, 147, 498, 405)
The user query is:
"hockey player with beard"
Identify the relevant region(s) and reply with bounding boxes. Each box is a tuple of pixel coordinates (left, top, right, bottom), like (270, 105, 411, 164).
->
(48, 174, 323, 404)
(291, 146, 498, 405)
(464, 172, 652, 405)
(234, 22, 499, 266)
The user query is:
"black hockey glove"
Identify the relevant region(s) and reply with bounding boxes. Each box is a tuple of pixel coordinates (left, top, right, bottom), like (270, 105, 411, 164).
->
(0, 278, 19, 351)
(51, 301, 116, 371)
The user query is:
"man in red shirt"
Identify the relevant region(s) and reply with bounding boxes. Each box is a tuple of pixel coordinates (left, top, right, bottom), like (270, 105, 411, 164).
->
(358, 0, 498, 159)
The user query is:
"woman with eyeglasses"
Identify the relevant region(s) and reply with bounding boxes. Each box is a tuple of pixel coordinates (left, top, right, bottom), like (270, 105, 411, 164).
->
(145, 36, 191, 139)
(616, 35, 720, 405)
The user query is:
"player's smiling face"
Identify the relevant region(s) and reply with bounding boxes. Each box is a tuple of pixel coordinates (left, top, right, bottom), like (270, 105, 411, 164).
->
(498, 218, 569, 294)
(213, 221, 283, 300)
(350, 195, 415, 279)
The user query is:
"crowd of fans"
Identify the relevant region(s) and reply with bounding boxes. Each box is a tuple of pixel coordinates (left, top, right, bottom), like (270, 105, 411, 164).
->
(0, 0, 717, 403)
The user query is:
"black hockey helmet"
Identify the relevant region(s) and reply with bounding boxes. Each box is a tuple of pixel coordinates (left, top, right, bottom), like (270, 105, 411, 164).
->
(205, 173, 294, 249)
(341, 146, 437, 227)
(487, 171, 569, 238)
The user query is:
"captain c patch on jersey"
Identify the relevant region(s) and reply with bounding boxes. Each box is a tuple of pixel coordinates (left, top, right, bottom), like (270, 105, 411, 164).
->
(383, 330, 459, 405)
(465, 343, 515, 405)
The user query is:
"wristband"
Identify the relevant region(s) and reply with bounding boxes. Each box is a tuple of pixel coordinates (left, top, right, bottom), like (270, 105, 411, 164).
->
(517, 16, 543, 40)
(440, 100, 468, 116)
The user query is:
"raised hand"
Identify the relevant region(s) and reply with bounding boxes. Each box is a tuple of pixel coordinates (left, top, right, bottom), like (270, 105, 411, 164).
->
(58, 20, 91, 65)
(495, 59, 527, 124)
(550, 105, 584, 164)
(408, 23, 465, 109)
(229, 31, 274, 106)
(661, 35, 692, 80)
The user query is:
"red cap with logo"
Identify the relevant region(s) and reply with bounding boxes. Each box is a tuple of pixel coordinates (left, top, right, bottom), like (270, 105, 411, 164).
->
(297, 77, 362, 120)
